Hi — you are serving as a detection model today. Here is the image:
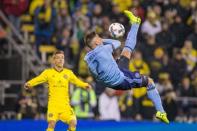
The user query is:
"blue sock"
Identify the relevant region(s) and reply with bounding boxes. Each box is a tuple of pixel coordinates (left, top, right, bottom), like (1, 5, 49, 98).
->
(124, 24, 140, 52)
(147, 82, 165, 112)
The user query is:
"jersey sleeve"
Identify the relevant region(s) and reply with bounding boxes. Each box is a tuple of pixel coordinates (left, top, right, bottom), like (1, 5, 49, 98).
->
(69, 71, 88, 89)
(102, 39, 121, 52)
(27, 70, 48, 87)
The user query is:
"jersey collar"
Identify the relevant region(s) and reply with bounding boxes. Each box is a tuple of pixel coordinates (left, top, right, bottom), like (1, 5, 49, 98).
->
(53, 67, 64, 73)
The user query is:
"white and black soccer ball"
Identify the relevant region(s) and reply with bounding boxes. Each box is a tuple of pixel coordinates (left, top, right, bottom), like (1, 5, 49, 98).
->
(109, 23, 125, 38)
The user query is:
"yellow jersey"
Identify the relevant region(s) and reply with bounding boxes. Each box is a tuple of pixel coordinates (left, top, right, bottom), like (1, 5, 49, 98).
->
(27, 68, 88, 113)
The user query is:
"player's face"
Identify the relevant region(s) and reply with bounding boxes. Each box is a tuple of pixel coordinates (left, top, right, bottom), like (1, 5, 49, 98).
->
(53, 53, 65, 68)
(91, 35, 103, 48)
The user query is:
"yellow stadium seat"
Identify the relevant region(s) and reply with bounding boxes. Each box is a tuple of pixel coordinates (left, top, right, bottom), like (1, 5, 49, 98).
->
(21, 24, 34, 33)
(20, 15, 32, 22)
(133, 87, 147, 98)
(39, 45, 57, 63)
(39, 45, 57, 53)
(142, 99, 154, 107)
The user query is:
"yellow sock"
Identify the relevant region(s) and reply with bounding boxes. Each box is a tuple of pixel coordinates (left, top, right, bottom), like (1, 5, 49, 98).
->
(67, 127, 76, 131)
(46, 128, 54, 131)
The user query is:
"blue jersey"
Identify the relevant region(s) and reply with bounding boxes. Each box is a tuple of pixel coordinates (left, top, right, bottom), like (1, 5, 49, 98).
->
(84, 39, 125, 87)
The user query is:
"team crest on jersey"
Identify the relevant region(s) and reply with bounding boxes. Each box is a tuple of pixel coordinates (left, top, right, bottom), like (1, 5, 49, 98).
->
(64, 74, 68, 79)
(48, 113, 53, 117)
(135, 72, 140, 78)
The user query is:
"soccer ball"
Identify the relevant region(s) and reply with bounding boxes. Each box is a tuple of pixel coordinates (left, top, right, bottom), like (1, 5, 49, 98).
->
(109, 23, 125, 38)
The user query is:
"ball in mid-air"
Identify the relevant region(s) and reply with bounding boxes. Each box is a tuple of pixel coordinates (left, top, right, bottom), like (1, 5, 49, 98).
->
(109, 23, 125, 38)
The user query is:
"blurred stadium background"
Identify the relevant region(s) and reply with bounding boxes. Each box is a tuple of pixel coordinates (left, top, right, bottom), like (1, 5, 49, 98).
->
(0, 0, 197, 130)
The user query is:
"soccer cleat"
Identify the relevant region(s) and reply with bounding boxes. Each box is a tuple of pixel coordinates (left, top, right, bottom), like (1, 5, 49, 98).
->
(156, 111, 170, 124)
(123, 10, 141, 24)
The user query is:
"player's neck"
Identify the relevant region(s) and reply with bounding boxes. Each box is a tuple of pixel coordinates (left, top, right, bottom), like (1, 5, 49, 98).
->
(86, 47, 92, 52)
(54, 66, 63, 72)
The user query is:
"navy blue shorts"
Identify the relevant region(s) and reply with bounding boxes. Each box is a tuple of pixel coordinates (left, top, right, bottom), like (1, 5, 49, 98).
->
(112, 56, 148, 90)
(112, 68, 148, 90)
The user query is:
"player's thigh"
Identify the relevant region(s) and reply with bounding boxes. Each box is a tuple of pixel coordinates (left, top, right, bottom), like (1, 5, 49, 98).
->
(117, 56, 129, 69)
(121, 68, 148, 87)
(59, 107, 77, 124)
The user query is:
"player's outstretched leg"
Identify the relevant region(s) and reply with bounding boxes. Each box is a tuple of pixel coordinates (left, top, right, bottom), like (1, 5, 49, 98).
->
(120, 10, 141, 60)
(118, 10, 141, 69)
(123, 10, 169, 123)
(147, 78, 169, 124)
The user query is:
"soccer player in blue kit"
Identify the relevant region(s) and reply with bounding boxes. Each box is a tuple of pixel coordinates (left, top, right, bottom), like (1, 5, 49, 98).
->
(84, 10, 169, 123)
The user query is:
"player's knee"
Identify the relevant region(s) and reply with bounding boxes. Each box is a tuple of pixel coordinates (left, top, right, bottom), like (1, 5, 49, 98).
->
(120, 49, 132, 61)
(48, 121, 56, 129)
(69, 119, 77, 128)
(68, 120, 77, 131)
(141, 75, 149, 87)
(148, 78, 154, 85)
(146, 77, 156, 90)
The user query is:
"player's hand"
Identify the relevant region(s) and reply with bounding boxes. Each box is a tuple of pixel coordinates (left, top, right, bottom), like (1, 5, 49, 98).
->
(24, 82, 31, 90)
(85, 84, 92, 91)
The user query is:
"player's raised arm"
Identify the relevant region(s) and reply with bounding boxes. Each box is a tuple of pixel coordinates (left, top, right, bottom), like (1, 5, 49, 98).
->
(24, 70, 48, 89)
(69, 71, 92, 90)
(103, 39, 121, 51)
(84, 31, 121, 52)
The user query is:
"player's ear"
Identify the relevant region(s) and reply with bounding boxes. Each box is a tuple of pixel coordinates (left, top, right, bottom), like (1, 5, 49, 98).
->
(52, 54, 56, 60)
(84, 37, 87, 46)
(51, 55, 56, 64)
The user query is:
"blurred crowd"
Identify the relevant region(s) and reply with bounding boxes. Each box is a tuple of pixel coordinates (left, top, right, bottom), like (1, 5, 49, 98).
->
(0, 0, 197, 122)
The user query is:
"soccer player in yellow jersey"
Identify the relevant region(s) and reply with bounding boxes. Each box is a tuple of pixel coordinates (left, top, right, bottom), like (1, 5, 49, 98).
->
(24, 51, 92, 131)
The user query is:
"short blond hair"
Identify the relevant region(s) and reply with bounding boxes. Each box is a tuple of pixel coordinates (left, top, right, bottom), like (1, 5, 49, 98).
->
(52, 50, 64, 58)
